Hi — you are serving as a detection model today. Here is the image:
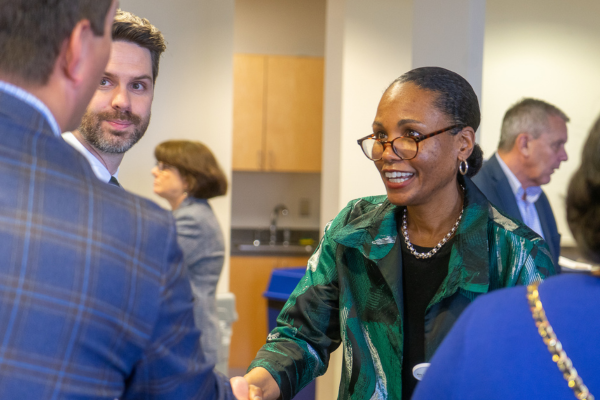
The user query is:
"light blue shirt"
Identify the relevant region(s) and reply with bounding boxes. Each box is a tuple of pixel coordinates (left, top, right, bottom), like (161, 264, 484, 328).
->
(0, 80, 61, 137)
(495, 153, 545, 239)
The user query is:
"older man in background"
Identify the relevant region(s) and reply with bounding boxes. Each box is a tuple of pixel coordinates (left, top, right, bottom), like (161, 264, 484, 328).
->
(473, 98, 568, 270)
(0, 0, 237, 398)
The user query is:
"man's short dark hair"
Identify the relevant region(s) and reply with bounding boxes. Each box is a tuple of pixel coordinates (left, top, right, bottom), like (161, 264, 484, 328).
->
(113, 10, 167, 84)
(498, 98, 569, 152)
(0, 0, 113, 85)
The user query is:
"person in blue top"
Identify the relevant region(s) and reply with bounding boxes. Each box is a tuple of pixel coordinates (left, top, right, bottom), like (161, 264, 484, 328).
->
(413, 112, 600, 400)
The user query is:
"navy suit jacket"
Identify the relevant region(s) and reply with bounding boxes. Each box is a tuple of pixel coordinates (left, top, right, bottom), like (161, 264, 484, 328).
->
(0, 90, 232, 399)
(472, 153, 561, 271)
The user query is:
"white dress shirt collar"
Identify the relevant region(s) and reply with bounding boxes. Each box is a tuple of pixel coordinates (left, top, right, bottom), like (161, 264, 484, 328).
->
(62, 131, 119, 183)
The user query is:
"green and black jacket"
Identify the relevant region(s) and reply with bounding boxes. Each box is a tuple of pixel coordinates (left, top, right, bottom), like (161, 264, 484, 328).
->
(249, 176, 556, 399)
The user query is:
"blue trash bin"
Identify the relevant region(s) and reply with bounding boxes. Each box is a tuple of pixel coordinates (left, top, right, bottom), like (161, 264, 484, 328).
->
(264, 267, 316, 400)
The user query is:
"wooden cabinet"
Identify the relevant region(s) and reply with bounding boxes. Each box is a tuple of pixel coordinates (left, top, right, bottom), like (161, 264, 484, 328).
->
(229, 255, 311, 369)
(232, 55, 265, 171)
(233, 54, 324, 172)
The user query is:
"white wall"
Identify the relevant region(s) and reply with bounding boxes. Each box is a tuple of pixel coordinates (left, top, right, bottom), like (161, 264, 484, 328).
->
(481, 0, 600, 246)
(412, 0, 486, 121)
(320, 0, 413, 227)
(117, 0, 235, 292)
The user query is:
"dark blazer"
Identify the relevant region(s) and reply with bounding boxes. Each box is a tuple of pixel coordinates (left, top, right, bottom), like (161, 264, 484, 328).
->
(472, 153, 561, 270)
(0, 89, 232, 399)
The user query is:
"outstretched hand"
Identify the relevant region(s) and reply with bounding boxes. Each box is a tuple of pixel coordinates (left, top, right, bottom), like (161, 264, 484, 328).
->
(230, 376, 264, 400)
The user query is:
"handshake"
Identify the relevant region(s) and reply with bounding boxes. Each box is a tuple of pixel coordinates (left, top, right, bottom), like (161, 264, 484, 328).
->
(230, 367, 279, 400)
(230, 376, 263, 400)
(230, 367, 281, 400)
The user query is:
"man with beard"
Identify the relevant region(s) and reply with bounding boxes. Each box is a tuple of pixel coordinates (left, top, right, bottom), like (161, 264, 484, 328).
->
(63, 9, 162, 187)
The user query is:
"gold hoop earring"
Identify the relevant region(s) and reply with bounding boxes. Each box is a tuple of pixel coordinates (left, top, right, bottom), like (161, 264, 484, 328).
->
(459, 160, 469, 176)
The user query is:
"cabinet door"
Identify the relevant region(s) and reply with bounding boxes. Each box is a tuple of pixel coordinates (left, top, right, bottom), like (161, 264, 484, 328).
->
(265, 56, 324, 172)
(232, 54, 266, 171)
(229, 256, 310, 370)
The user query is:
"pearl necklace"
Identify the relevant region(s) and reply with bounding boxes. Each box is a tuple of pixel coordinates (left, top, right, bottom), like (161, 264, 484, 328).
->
(401, 206, 463, 259)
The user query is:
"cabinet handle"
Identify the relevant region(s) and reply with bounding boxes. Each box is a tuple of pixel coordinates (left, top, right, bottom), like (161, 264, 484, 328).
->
(257, 150, 262, 169)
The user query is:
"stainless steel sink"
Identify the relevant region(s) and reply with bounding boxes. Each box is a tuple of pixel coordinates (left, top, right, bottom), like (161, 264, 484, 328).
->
(230, 228, 319, 256)
(235, 243, 314, 255)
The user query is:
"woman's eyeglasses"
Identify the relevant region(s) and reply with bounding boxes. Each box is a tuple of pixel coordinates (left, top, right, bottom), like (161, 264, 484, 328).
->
(357, 124, 465, 161)
(155, 161, 175, 172)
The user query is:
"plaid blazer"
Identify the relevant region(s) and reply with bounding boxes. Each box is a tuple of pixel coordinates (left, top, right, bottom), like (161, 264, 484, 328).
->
(0, 90, 232, 399)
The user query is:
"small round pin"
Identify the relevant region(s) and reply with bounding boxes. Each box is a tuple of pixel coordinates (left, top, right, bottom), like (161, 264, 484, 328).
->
(412, 363, 431, 381)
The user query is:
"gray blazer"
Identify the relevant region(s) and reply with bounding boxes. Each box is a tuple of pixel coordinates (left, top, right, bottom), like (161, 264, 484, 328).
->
(173, 197, 225, 366)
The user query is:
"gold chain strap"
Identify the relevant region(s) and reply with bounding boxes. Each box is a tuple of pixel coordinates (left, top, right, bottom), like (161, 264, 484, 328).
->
(527, 281, 595, 400)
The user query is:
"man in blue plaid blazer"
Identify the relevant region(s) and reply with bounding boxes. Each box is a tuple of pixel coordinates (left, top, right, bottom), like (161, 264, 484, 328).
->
(0, 1, 235, 398)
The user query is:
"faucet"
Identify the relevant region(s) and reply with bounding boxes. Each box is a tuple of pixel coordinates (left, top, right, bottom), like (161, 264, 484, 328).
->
(269, 204, 289, 246)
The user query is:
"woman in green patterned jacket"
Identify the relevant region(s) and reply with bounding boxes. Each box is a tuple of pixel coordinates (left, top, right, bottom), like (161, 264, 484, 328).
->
(240, 67, 556, 400)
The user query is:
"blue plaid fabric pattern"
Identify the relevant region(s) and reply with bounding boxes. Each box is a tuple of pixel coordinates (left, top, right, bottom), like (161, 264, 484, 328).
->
(0, 89, 233, 399)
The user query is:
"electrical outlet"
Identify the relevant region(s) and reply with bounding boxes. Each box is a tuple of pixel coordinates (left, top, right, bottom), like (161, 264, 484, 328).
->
(299, 198, 310, 217)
